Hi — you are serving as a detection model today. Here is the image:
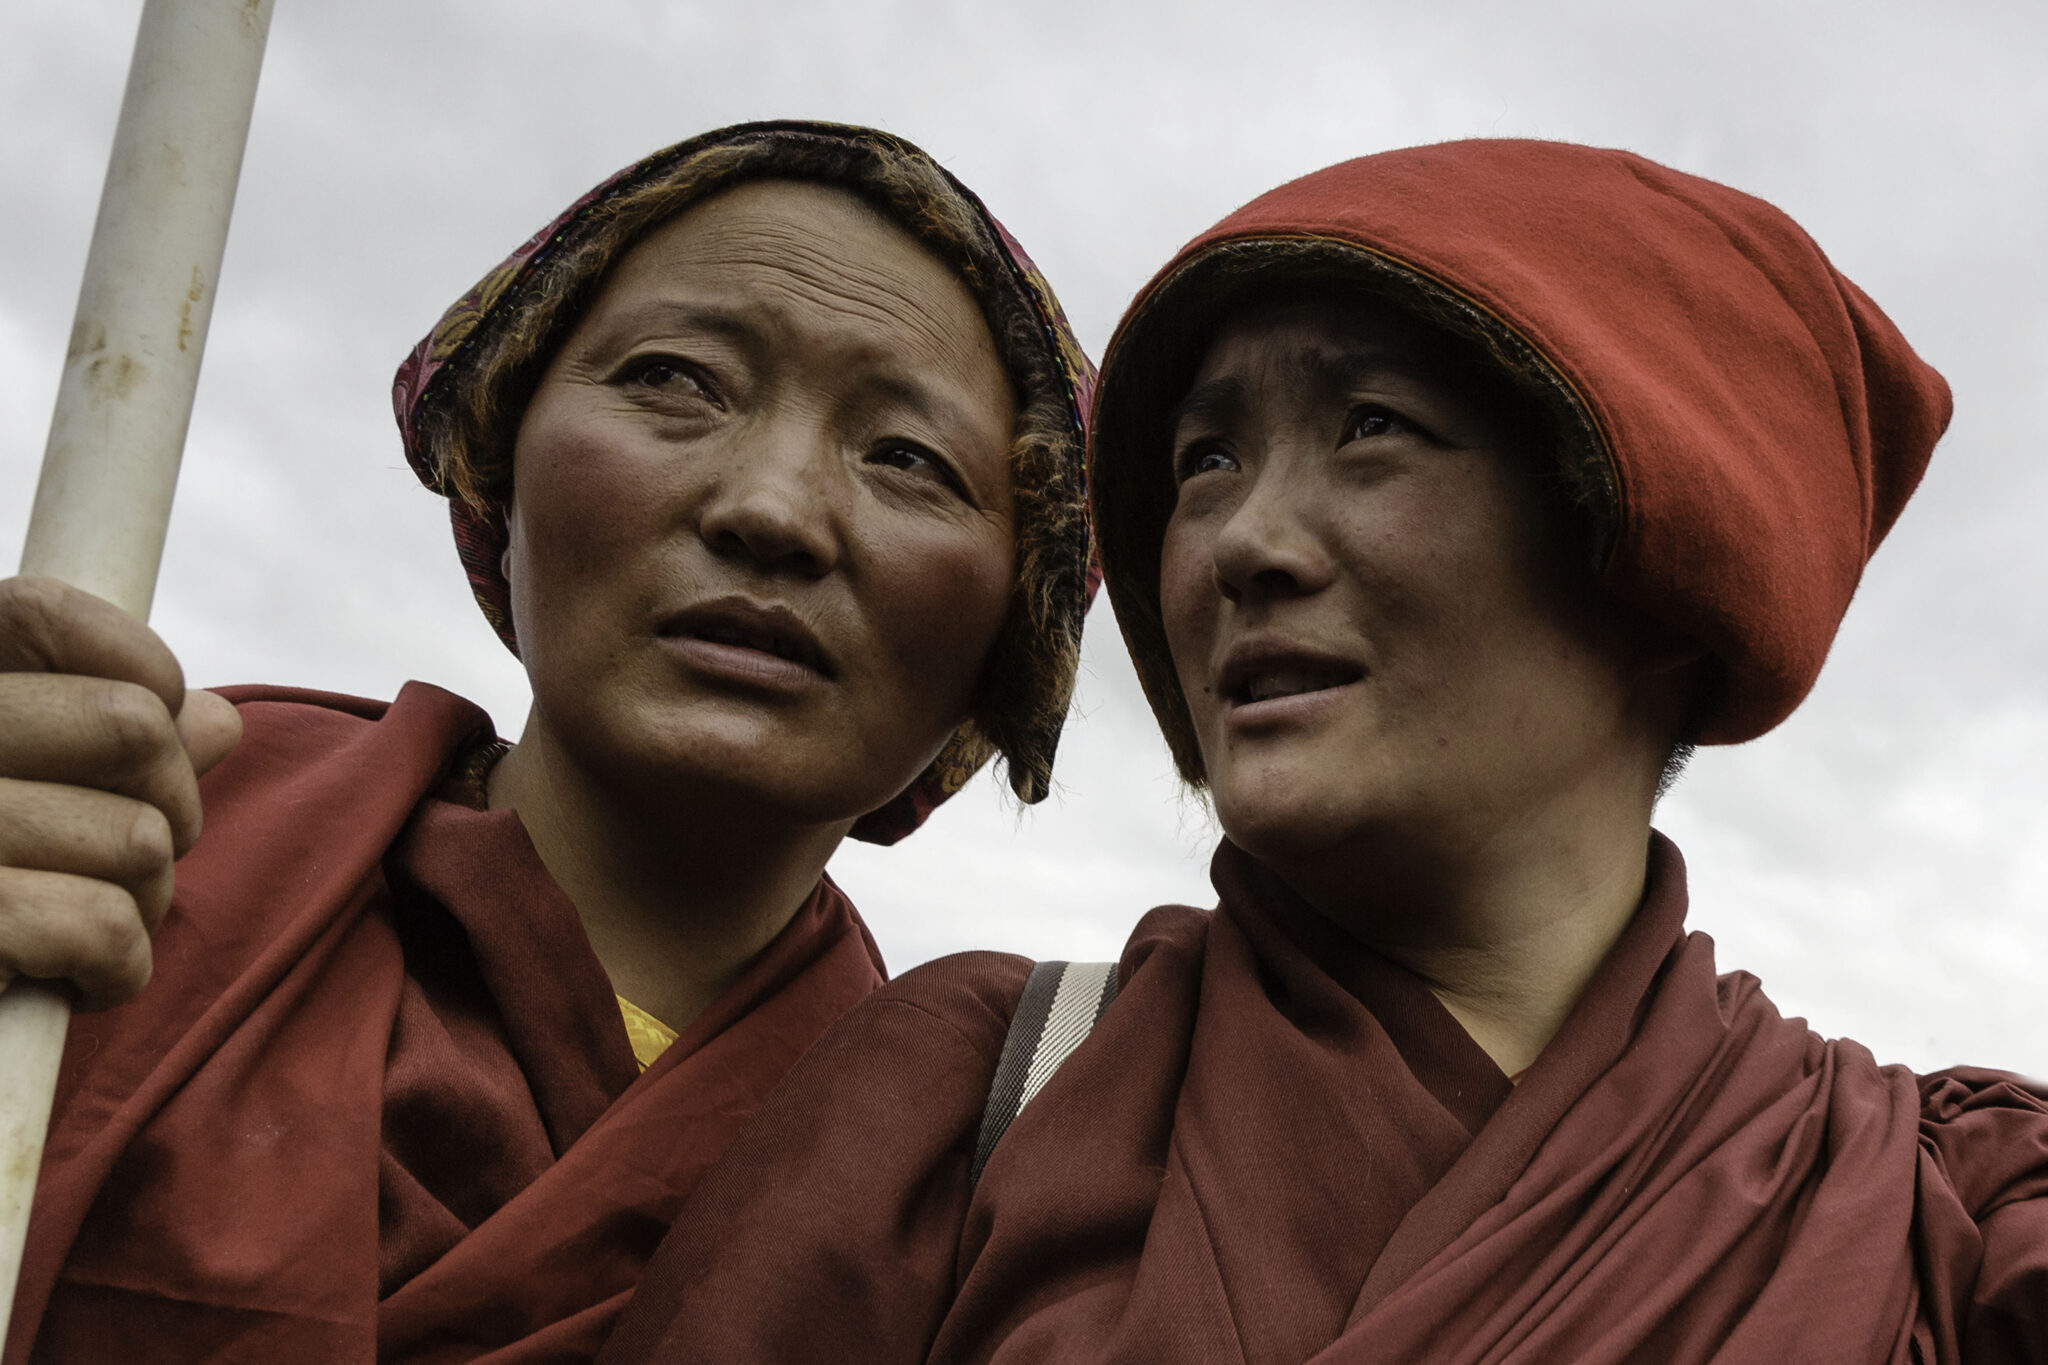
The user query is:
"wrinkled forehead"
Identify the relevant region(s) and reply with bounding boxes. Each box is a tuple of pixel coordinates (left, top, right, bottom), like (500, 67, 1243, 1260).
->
(598, 178, 943, 296)
(572, 179, 1010, 397)
(1171, 284, 1542, 439)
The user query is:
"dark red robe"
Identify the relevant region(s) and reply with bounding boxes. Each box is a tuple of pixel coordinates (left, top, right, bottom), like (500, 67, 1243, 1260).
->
(6, 682, 885, 1363)
(601, 836, 2048, 1363)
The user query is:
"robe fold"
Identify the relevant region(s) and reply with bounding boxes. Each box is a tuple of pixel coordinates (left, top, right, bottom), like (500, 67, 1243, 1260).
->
(601, 835, 2048, 1364)
(6, 681, 886, 1364)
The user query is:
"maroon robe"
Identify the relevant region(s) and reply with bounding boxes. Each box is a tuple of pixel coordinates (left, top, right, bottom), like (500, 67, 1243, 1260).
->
(6, 682, 885, 1363)
(602, 836, 2048, 1363)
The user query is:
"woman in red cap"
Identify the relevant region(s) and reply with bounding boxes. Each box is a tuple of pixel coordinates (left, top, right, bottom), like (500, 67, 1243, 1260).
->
(0, 122, 1094, 1361)
(602, 142, 2046, 1363)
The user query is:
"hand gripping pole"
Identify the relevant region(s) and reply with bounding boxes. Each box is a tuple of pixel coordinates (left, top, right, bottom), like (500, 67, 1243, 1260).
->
(1, 0, 274, 1339)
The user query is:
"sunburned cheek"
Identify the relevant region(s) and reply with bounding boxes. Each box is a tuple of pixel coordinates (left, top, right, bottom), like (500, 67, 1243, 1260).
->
(876, 534, 1013, 680)
(521, 448, 676, 577)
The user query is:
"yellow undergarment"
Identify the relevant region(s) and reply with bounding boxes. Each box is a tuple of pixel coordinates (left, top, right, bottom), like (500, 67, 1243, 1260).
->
(617, 994, 679, 1071)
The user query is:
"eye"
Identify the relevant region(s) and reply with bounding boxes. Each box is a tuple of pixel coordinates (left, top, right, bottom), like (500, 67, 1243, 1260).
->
(1342, 405, 1416, 443)
(867, 441, 966, 495)
(1174, 444, 1240, 484)
(616, 354, 716, 402)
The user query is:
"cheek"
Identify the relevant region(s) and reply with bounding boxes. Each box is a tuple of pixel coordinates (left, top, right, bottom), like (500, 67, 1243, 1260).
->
(863, 518, 1014, 695)
(506, 408, 674, 632)
(1158, 518, 1217, 692)
(499, 409, 696, 737)
(1376, 504, 1595, 734)
(518, 427, 662, 564)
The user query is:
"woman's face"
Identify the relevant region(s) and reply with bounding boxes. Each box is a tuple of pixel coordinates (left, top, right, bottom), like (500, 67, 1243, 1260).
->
(1159, 295, 1650, 878)
(503, 179, 1018, 828)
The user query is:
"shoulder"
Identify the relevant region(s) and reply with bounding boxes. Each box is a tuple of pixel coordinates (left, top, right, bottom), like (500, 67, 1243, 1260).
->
(762, 902, 1217, 1123)
(864, 951, 1035, 1066)
(197, 681, 493, 815)
(1123, 902, 1213, 973)
(1914, 1067, 2048, 1347)
(599, 903, 1222, 1363)
(210, 681, 491, 771)
(861, 904, 1215, 1062)
(180, 680, 496, 913)
(1916, 1065, 2048, 1214)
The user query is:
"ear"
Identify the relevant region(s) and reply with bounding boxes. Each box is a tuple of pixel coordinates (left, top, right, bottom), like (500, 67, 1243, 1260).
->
(1626, 633, 1715, 766)
(1602, 603, 1713, 752)
(1596, 594, 1708, 683)
(499, 496, 522, 587)
(1630, 629, 1710, 683)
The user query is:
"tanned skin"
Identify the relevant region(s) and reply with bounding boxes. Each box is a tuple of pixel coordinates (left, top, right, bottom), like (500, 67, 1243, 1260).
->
(0, 180, 1021, 1034)
(1160, 296, 1698, 1077)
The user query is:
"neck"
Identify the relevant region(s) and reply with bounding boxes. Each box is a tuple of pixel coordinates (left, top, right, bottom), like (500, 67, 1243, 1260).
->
(1278, 788, 1654, 1080)
(485, 713, 853, 1033)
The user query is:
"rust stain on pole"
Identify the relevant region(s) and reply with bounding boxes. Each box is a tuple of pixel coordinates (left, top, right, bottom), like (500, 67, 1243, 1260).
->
(64, 321, 106, 364)
(85, 352, 146, 402)
(177, 266, 205, 351)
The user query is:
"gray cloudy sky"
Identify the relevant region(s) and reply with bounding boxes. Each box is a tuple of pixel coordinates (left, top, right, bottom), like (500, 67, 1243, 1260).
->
(4, 0, 2044, 1075)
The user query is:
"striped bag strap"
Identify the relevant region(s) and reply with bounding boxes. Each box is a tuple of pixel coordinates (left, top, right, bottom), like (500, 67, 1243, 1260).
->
(969, 959, 1120, 1187)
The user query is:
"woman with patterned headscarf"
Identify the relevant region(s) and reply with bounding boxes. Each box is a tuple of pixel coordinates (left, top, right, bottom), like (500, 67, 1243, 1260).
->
(602, 142, 2047, 1363)
(0, 121, 1094, 1360)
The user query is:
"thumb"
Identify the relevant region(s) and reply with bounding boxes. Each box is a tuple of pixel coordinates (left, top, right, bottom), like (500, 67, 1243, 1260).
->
(176, 689, 243, 776)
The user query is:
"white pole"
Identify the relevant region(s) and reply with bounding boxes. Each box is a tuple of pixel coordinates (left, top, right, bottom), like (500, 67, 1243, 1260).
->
(1, 0, 273, 1338)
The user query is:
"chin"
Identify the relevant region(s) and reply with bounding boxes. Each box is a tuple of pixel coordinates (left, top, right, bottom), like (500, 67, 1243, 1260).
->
(647, 751, 885, 830)
(1210, 776, 1371, 868)
(564, 707, 872, 828)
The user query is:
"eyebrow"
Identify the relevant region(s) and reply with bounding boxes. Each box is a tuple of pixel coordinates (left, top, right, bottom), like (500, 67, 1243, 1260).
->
(591, 299, 763, 351)
(1169, 344, 1429, 441)
(858, 372, 990, 446)
(589, 301, 991, 434)
(1295, 344, 1430, 397)
(1167, 375, 1251, 442)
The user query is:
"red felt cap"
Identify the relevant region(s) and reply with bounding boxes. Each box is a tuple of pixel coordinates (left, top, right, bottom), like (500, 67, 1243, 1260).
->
(1092, 139, 1951, 750)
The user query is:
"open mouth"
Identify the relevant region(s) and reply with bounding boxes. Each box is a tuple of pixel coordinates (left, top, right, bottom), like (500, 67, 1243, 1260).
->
(660, 598, 836, 681)
(1233, 666, 1360, 705)
(1219, 650, 1365, 707)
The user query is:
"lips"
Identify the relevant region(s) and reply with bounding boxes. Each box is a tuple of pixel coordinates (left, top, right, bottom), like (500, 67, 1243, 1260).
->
(659, 596, 836, 681)
(1217, 644, 1364, 707)
(1240, 666, 1356, 703)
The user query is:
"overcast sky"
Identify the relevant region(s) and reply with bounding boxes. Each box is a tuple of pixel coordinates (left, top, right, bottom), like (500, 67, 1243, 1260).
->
(3, 0, 2044, 1076)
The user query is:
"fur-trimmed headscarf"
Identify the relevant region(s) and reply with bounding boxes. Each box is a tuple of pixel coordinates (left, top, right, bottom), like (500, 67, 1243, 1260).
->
(1090, 139, 1950, 782)
(392, 121, 1097, 844)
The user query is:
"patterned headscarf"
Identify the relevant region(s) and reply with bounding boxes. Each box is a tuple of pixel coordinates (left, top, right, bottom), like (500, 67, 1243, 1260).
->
(393, 121, 1097, 843)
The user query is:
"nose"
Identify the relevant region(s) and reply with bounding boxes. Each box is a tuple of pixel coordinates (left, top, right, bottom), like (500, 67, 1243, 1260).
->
(696, 422, 844, 578)
(1209, 454, 1334, 606)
